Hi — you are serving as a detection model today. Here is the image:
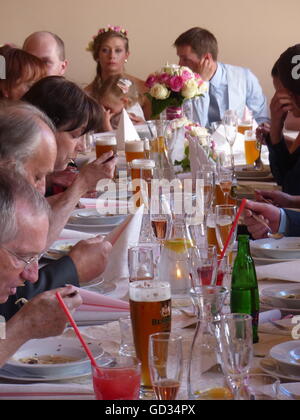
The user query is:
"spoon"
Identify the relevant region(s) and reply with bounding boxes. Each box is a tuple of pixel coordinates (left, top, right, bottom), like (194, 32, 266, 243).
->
(251, 213, 284, 239)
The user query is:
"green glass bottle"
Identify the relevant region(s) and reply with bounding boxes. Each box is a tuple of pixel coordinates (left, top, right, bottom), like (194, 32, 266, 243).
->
(230, 235, 259, 343)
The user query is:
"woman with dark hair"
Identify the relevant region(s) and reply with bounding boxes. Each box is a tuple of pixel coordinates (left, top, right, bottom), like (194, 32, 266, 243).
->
(85, 25, 151, 120)
(0, 46, 46, 100)
(23, 75, 101, 172)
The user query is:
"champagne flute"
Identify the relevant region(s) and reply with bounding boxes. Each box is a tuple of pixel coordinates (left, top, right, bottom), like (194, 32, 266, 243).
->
(196, 169, 215, 239)
(222, 110, 238, 175)
(217, 314, 253, 400)
(218, 169, 233, 204)
(148, 333, 183, 400)
(215, 205, 237, 274)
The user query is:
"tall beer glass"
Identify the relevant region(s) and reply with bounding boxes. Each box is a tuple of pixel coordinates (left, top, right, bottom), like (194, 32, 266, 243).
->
(125, 141, 145, 163)
(95, 136, 117, 159)
(129, 281, 171, 388)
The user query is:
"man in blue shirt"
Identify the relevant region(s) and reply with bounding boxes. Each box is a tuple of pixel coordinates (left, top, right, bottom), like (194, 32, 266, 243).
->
(174, 27, 270, 127)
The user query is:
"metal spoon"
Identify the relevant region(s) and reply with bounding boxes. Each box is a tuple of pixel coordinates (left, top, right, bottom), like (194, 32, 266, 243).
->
(251, 213, 284, 239)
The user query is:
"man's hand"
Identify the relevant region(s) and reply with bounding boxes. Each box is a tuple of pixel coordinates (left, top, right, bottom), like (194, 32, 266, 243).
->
(68, 236, 112, 284)
(243, 200, 281, 239)
(198, 55, 216, 81)
(16, 285, 82, 341)
(255, 189, 296, 208)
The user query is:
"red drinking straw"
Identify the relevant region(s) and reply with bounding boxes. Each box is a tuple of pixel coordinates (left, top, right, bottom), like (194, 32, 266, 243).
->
(218, 198, 247, 267)
(55, 291, 98, 369)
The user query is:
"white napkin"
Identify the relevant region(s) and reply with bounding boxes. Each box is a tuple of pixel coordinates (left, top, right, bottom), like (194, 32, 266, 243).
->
(188, 136, 210, 179)
(115, 109, 140, 151)
(167, 126, 186, 164)
(0, 384, 94, 400)
(256, 260, 300, 282)
(101, 205, 144, 283)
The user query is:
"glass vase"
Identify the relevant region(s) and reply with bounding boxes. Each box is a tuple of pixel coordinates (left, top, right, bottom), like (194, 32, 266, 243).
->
(187, 285, 232, 400)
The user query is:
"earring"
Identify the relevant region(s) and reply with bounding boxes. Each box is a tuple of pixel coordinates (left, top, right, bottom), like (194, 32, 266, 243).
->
(125, 59, 128, 63)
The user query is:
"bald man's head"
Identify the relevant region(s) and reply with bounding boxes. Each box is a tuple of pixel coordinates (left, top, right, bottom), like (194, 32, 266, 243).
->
(23, 31, 67, 76)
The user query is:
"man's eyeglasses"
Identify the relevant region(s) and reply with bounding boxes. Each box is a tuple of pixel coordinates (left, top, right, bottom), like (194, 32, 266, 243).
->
(1, 246, 43, 269)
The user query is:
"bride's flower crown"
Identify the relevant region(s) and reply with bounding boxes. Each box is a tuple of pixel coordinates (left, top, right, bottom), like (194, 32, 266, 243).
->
(86, 25, 128, 53)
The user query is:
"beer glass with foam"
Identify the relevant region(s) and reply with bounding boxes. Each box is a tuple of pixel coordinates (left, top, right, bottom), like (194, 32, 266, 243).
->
(125, 141, 145, 163)
(95, 136, 117, 159)
(129, 281, 171, 388)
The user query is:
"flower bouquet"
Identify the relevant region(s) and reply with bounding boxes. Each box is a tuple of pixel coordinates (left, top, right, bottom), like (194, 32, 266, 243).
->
(145, 65, 207, 119)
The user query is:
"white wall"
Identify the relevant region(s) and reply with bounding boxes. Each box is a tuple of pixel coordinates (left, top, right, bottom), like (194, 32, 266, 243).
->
(1, 0, 300, 104)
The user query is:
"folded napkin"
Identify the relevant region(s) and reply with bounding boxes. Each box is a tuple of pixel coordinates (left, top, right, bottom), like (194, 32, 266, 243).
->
(256, 260, 300, 282)
(116, 109, 140, 151)
(76, 287, 129, 312)
(188, 136, 210, 179)
(167, 125, 186, 164)
(101, 205, 144, 283)
(0, 384, 94, 400)
(258, 317, 293, 337)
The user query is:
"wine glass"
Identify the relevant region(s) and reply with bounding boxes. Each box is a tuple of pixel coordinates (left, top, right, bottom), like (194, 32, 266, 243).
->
(148, 332, 183, 400)
(222, 110, 238, 174)
(215, 204, 237, 273)
(218, 169, 233, 204)
(217, 313, 253, 400)
(196, 169, 215, 239)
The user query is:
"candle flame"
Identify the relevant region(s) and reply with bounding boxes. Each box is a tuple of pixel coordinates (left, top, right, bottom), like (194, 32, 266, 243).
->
(176, 268, 182, 278)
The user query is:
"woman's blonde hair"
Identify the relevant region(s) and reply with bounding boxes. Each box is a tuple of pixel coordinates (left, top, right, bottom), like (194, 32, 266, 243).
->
(98, 74, 139, 108)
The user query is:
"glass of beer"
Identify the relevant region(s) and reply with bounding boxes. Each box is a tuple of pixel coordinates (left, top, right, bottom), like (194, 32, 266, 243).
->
(129, 281, 172, 390)
(244, 130, 260, 165)
(95, 135, 117, 159)
(148, 333, 183, 400)
(125, 141, 145, 163)
(238, 111, 253, 135)
(131, 159, 155, 207)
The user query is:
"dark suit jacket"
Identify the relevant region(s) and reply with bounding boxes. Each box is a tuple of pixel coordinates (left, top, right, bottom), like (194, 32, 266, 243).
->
(285, 209, 300, 236)
(0, 256, 79, 321)
(267, 136, 300, 195)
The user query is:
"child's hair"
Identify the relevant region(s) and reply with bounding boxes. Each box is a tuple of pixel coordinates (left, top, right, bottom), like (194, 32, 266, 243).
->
(98, 74, 139, 108)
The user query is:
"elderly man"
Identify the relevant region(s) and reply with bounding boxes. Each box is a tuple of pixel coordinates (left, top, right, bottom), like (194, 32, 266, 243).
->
(0, 102, 113, 320)
(23, 31, 67, 76)
(0, 170, 82, 367)
(174, 27, 269, 127)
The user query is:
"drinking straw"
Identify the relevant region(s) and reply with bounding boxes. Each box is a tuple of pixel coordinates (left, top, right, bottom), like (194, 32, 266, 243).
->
(55, 292, 98, 369)
(218, 198, 247, 267)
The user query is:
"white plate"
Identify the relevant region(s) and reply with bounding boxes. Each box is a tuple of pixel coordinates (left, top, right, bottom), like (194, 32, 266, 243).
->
(251, 237, 300, 260)
(64, 224, 114, 234)
(269, 340, 300, 371)
(260, 301, 300, 316)
(261, 284, 300, 309)
(279, 382, 300, 399)
(68, 209, 126, 226)
(260, 358, 300, 382)
(44, 239, 81, 260)
(253, 256, 295, 265)
(4, 337, 104, 378)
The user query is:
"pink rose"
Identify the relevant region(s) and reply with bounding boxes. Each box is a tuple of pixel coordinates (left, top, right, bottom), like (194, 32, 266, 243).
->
(145, 75, 158, 88)
(168, 75, 184, 92)
(158, 73, 171, 85)
(181, 70, 193, 82)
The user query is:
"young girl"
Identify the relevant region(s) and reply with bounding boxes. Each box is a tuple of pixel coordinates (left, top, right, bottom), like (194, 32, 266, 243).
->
(98, 74, 145, 131)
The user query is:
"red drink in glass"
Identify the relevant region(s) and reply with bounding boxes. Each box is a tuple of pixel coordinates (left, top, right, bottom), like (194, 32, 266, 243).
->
(197, 266, 214, 285)
(92, 362, 141, 400)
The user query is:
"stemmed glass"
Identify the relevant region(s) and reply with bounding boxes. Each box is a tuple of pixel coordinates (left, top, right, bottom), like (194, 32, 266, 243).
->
(196, 169, 215, 240)
(148, 333, 183, 400)
(222, 110, 238, 175)
(128, 246, 155, 282)
(218, 169, 233, 204)
(215, 204, 237, 259)
(217, 313, 253, 400)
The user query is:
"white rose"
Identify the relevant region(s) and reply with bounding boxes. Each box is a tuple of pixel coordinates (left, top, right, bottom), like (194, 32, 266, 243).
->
(181, 79, 199, 99)
(198, 81, 208, 95)
(150, 83, 170, 100)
